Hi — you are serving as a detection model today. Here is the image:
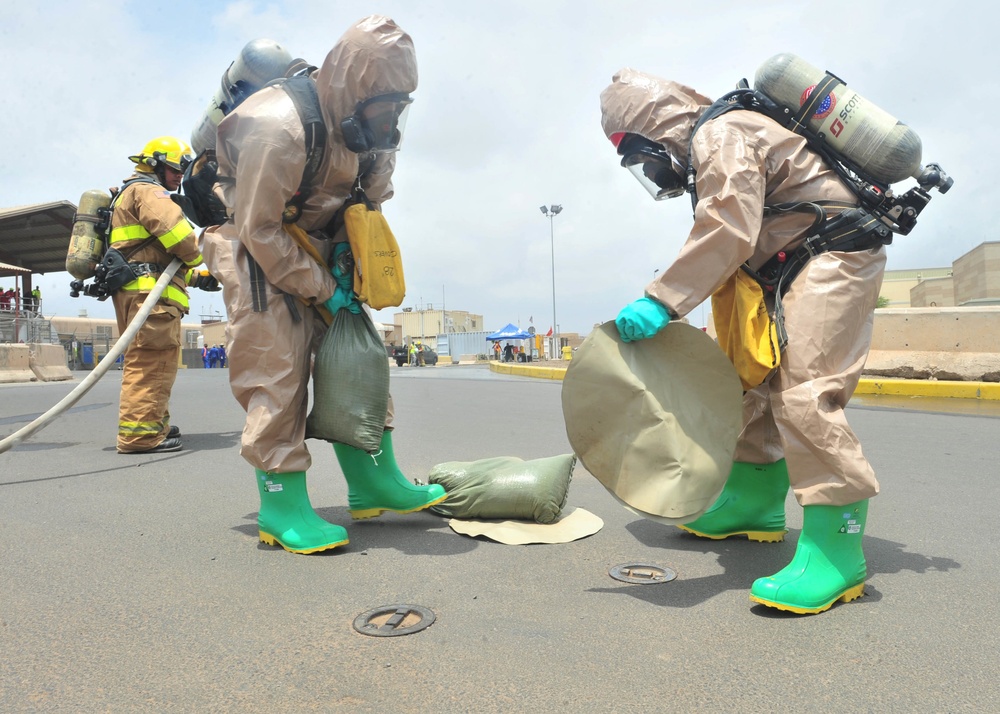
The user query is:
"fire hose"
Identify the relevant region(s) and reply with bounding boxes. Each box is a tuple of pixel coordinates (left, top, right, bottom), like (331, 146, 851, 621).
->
(0, 258, 183, 454)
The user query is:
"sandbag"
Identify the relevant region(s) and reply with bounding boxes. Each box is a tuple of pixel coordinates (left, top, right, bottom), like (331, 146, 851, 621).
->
(306, 308, 389, 452)
(426, 454, 575, 524)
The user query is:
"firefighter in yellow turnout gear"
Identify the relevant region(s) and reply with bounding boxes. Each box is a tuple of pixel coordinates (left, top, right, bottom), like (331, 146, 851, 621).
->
(112, 136, 220, 454)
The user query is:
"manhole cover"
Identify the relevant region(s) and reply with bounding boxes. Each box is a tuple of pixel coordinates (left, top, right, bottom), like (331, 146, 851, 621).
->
(609, 563, 677, 584)
(352, 604, 436, 637)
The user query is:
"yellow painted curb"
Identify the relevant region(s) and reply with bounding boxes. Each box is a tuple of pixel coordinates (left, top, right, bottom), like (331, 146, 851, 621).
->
(855, 378, 1000, 400)
(489, 362, 566, 380)
(490, 363, 1000, 399)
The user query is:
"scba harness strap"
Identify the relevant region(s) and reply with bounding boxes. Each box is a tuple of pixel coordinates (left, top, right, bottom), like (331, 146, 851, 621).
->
(741, 200, 892, 347)
(241, 71, 327, 316)
(276, 72, 327, 225)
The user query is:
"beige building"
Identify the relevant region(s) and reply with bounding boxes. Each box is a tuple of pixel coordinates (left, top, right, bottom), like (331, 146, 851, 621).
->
(910, 275, 954, 307)
(392, 306, 483, 346)
(880, 267, 952, 307)
(951, 241, 1000, 306)
(909, 241, 1000, 307)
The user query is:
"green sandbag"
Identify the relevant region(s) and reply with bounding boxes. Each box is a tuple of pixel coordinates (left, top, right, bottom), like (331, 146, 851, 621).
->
(306, 309, 389, 452)
(427, 454, 576, 524)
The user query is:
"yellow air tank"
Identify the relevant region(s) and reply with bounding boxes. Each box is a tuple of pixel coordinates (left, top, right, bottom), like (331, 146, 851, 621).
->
(755, 53, 923, 184)
(66, 189, 111, 280)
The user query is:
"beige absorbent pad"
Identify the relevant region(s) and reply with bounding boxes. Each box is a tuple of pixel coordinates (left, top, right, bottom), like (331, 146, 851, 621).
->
(562, 321, 743, 524)
(447, 507, 604, 545)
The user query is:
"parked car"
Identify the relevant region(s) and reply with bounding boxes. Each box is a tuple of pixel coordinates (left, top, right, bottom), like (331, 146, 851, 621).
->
(419, 345, 439, 366)
(391, 345, 408, 367)
(390, 344, 439, 366)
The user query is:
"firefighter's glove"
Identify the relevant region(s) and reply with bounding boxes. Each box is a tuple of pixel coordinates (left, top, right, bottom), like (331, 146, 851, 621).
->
(186, 268, 221, 291)
(615, 296, 671, 342)
(323, 243, 361, 315)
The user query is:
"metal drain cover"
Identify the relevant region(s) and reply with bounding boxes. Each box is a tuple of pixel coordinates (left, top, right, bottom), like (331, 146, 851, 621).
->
(353, 604, 436, 637)
(609, 563, 677, 584)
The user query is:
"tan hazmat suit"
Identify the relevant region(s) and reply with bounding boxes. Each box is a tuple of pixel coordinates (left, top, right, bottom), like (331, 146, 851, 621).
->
(202, 16, 415, 473)
(600, 68, 885, 507)
(110, 175, 204, 452)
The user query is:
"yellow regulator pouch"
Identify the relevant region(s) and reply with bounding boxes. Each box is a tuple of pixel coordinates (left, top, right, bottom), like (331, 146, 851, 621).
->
(711, 268, 779, 391)
(342, 200, 406, 309)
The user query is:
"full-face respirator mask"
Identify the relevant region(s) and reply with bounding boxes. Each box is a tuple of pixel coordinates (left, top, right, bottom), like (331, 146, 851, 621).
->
(612, 132, 687, 201)
(340, 92, 413, 154)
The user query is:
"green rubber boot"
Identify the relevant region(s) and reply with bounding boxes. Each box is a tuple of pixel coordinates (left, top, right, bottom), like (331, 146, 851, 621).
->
(750, 499, 869, 614)
(255, 469, 349, 554)
(677, 460, 790, 542)
(333, 431, 447, 520)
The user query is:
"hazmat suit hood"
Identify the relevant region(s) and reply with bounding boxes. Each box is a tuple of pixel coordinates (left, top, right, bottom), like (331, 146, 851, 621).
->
(316, 15, 418, 150)
(600, 68, 712, 169)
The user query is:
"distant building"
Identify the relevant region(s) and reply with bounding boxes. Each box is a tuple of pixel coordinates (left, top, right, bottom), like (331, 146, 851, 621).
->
(392, 306, 483, 346)
(908, 241, 1000, 307)
(881, 267, 953, 307)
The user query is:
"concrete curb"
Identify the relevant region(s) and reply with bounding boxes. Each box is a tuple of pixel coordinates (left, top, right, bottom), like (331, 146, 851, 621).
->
(489, 362, 1000, 400)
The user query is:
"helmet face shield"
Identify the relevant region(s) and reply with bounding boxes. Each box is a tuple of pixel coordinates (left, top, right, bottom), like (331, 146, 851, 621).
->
(361, 96, 411, 151)
(614, 133, 687, 201)
(169, 150, 194, 173)
(623, 154, 686, 200)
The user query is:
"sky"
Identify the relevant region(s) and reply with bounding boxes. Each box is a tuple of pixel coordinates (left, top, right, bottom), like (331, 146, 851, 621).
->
(2, 1, 992, 334)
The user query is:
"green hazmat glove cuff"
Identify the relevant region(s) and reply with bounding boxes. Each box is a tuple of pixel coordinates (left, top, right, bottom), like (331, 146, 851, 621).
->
(323, 243, 360, 314)
(615, 296, 671, 342)
(323, 286, 361, 315)
(331, 243, 353, 291)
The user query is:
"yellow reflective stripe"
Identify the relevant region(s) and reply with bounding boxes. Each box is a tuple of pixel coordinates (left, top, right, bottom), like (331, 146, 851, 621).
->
(187, 255, 205, 268)
(164, 285, 189, 309)
(119, 276, 190, 309)
(158, 218, 194, 249)
(119, 421, 165, 436)
(110, 224, 152, 244)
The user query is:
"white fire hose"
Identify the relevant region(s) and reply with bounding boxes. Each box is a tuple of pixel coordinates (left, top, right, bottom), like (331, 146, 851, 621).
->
(0, 258, 183, 454)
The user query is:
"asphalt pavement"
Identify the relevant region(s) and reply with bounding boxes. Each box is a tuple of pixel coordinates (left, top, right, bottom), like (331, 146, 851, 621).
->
(1, 364, 998, 712)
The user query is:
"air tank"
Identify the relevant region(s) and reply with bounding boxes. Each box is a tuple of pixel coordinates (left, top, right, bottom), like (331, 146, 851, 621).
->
(66, 189, 111, 280)
(190, 39, 294, 154)
(754, 53, 922, 184)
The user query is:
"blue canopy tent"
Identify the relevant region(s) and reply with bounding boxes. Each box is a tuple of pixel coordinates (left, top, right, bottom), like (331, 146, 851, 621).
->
(486, 323, 532, 341)
(487, 323, 535, 362)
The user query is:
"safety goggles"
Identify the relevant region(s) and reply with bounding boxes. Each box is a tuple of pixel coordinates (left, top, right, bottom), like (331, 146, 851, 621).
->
(612, 133, 687, 200)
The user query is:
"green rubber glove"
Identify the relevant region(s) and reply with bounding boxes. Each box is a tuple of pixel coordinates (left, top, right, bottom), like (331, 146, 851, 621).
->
(323, 243, 361, 315)
(615, 296, 671, 342)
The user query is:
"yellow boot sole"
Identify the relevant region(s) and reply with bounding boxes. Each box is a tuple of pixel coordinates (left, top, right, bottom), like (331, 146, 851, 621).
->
(259, 530, 349, 554)
(349, 492, 449, 520)
(677, 525, 787, 542)
(749, 582, 866, 614)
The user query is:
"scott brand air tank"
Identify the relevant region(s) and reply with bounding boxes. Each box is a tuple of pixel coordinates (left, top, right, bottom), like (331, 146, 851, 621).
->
(190, 38, 294, 154)
(66, 189, 111, 280)
(754, 53, 922, 184)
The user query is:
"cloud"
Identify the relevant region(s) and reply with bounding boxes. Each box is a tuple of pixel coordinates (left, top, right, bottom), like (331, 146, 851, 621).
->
(2, 0, 988, 331)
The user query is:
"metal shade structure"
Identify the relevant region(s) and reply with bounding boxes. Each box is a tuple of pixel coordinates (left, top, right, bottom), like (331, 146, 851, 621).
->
(0, 201, 77, 277)
(0, 261, 31, 275)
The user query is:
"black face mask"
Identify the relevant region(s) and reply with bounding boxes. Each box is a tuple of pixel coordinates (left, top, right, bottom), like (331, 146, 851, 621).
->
(616, 134, 687, 200)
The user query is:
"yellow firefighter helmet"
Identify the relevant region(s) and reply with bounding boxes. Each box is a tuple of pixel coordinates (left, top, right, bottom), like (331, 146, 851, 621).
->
(129, 136, 193, 173)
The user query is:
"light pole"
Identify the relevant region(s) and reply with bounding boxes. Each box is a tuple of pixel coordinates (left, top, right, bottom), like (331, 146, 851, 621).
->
(539, 204, 562, 359)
